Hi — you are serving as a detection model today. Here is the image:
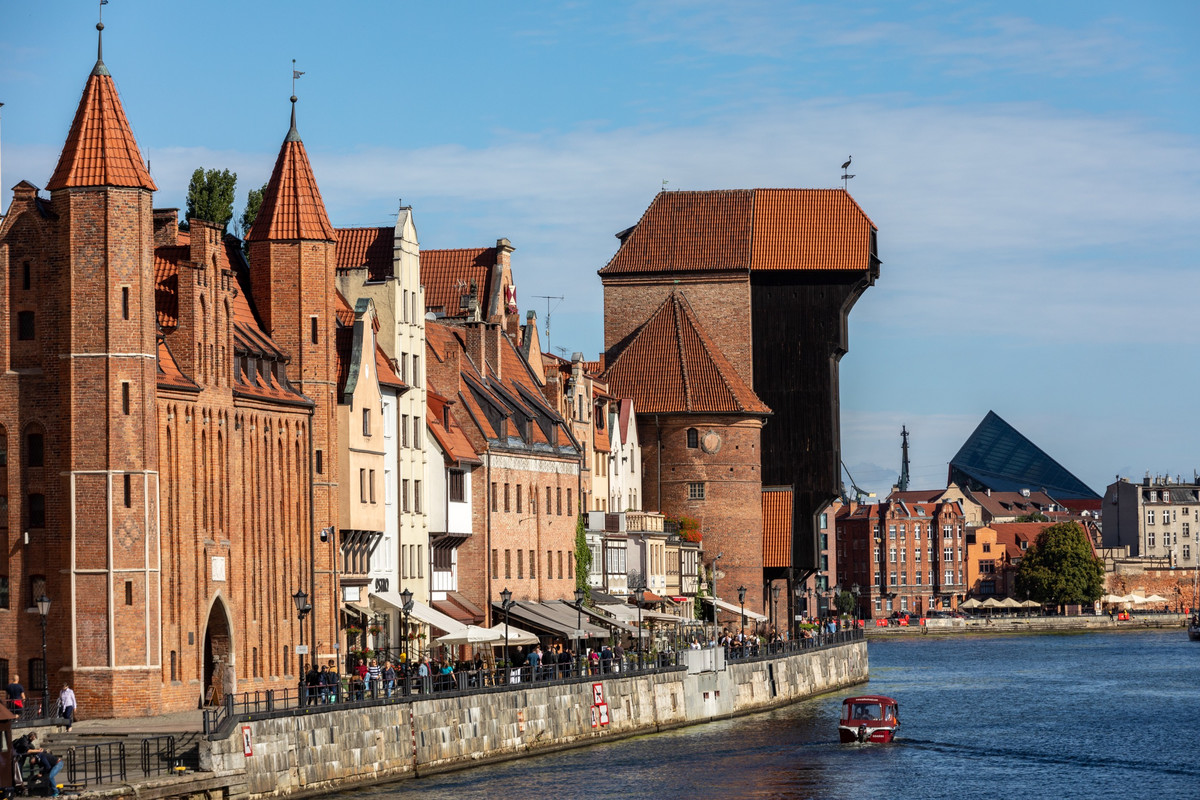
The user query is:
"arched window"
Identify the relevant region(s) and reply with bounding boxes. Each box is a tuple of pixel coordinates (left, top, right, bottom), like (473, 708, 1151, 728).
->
(686, 428, 698, 449)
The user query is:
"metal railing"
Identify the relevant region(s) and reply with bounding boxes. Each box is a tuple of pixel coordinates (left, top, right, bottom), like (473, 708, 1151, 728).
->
(202, 632, 865, 740)
(66, 741, 127, 787)
(139, 735, 178, 777)
(5, 692, 68, 727)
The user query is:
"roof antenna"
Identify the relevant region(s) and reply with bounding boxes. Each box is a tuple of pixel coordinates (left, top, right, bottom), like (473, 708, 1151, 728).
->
(533, 294, 564, 353)
(840, 155, 855, 190)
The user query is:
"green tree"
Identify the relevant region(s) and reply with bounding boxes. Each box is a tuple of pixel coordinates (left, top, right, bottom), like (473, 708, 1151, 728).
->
(240, 181, 268, 238)
(185, 167, 237, 230)
(1015, 512, 1050, 523)
(574, 514, 592, 603)
(835, 590, 856, 616)
(1014, 521, 1104, 605)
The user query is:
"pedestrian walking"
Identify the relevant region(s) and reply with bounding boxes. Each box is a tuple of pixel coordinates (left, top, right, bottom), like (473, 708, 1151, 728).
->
(5, 672, 25, 711)
(58, 684, 77, 731)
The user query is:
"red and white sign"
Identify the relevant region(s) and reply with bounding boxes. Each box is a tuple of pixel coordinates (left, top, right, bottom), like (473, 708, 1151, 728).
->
(590, 705, 599, 728)
(597, 703, 610, 726)
(592, 683, 605, 706)
(241, 726, 253, 756)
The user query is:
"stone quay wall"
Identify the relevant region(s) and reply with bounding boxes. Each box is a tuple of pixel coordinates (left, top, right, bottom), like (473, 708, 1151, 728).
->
(205, 642, 867, 798)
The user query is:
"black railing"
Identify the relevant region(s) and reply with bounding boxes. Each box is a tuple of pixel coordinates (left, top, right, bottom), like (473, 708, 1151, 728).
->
(723, 627, 864, 661)
(6, 692, 67, 727)
(139, 735, 178, 777)
(66, 741, 127, 787)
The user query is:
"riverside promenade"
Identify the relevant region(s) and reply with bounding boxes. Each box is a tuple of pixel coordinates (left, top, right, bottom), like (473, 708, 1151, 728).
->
(28, 633, 866, 799)
(864, 611, 1186, 637)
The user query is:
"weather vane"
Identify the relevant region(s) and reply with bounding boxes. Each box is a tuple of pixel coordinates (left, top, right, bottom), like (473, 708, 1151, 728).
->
(99, 0, 108, 23)
(841, 155, 855, 190)
(292, 59, 305, 98)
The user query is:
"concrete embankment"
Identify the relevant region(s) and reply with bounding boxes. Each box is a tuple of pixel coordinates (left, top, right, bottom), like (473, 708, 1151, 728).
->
(194, 643, 865, 799)
(866, 613, 1185, 637)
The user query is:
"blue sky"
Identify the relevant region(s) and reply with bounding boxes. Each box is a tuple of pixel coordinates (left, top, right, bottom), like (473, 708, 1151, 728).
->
(3, 1, 1198, 497)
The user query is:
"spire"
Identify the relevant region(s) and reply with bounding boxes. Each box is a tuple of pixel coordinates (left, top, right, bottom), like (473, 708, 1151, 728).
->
(46, 20, 155, 191)
(897, 425, 911, 492)
(245, 97, 335, 242)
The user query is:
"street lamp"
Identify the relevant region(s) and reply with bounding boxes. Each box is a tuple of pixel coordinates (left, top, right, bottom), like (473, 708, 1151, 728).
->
(792, 583, 803, 641)
(633, 586, 645, 669)
(500, 588, 513, 673)
(711, 552, 723, 642)
(851, 583, 861, 627)
(737, 586, 747, 632)
(574, 586, 586, 677)
(770, 584, 780, 640)
(36, 594, 50, 692)
(400, 587, 414, 675)
(292, 589, 311, 702)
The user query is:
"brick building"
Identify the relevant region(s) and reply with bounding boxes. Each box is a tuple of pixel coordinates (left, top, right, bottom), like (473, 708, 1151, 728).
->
(599, 189, 878, 624)
(601, 292, 770, 618)
(0, 34, 348, 714)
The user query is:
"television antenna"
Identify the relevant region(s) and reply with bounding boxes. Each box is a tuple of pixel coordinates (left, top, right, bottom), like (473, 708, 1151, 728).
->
(533, 294, 564, 352)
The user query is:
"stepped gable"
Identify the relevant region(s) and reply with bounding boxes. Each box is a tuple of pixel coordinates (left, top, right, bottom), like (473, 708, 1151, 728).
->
(246, 102, 336, 242)
(598, 189, 876, 276)
(602, 292, 770, 415)
(46, 44, 156, 191)
(336, 226, 394, 281)
(762, 487, 793, 568)
(421, 247, 496, 316)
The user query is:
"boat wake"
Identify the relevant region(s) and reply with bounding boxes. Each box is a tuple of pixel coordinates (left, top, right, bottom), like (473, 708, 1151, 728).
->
(901, 738, 1200, 778)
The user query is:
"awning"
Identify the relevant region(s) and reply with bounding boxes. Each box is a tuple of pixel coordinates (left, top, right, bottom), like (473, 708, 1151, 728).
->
(433, 598, 483, 625)
(550, 600, 636, 635)
(641, 610, 685, 624)
(494, 600, 608, 639)
(406, 599, 468, 635)
(485, 623, 540, 646)
(342, 603, 369, 621)
(701, 596, 768, 622)
(594, 603, 639, 623)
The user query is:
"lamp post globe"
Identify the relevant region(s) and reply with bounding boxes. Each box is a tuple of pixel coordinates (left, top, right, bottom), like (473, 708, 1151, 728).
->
(500, 588, 513, 672)
(737, 585, 746, 632)
(400, 587, 413, 674)
(851, 583, 861, 624)
(292, 588, 310, 700)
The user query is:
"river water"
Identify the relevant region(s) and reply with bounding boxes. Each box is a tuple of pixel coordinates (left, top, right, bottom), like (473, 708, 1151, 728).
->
(336, 630, 1200, 799)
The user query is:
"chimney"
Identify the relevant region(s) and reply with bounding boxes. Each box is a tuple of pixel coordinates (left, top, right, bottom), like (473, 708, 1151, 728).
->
(462, 321, 503, 381)
(153, 208, 179, 247)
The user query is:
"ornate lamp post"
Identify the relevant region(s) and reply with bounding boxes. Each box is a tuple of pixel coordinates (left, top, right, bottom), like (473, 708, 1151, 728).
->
(292, 589, 311, 701)
(36, 594, 50, 692)
(737, 585, 747, 633)
(851, 583, 861, 627)
(633, 586, 645, 669)
(574, 586, 586, 677)
(711, 551, 723, 640)
(792, 583, 803, 641)
(500, 587, 513, 670)
(400, 587, 414, 670)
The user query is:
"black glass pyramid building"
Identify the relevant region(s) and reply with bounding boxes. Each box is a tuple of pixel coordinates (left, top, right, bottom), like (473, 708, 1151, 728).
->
(948, 410, 1099, 500)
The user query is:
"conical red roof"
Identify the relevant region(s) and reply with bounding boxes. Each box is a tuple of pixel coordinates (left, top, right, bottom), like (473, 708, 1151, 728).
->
(246, 106, 336, 242)
(46, 60, 156, 191)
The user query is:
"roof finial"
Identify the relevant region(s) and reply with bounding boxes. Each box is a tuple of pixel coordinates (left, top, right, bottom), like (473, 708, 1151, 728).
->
(93, 1, 111, 76)
(288, 59, 305, 142)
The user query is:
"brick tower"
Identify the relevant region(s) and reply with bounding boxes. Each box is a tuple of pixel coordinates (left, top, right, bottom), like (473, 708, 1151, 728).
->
(0, 23, 163, 714)
(245, 96, 340, 659)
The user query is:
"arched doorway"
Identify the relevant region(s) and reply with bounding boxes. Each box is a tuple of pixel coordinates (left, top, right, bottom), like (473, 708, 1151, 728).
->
(202, 597, 233, 706)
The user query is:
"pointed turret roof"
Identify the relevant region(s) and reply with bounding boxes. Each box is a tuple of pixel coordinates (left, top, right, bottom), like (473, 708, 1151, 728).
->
(246, 98, 336, 242)
(602, 292, 770, 415)
(46, 23, 156, 192)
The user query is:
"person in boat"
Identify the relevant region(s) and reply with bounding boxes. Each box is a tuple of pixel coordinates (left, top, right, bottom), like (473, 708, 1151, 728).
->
(853, 703, 875, 720)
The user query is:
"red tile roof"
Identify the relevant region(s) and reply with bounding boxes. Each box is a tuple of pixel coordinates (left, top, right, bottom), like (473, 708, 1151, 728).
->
(246, 111, 336, 242)
(47, 64, 156, 191)
(421, 248, 495, 316)
(598, 189, 875, 276)
(602, 292, 770, 415)
(763, 487, 793, 568)
(157, 336, 199, 391)
(336, 226, 394, 281)
(427, 391, 482, 467)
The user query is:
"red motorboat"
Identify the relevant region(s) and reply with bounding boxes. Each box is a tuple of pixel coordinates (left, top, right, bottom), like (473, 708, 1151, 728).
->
(839, 695, 900, 743)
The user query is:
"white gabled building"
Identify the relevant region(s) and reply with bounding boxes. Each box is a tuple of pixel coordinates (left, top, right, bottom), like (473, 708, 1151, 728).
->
(609, 397, 642, 512)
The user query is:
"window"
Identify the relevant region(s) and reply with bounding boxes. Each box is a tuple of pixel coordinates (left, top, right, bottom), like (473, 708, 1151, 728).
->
(915, 571, 922, 587)
(491, 482, 498, 512)
(873, 547, 881, 563)
(943, 547, 953, 561)
(28, 575, 45, 609)
(122, 382, 131, 415)
(401, 415, 409, 447)
(492, 550, 499, 579)
(122, 287, 130, 320)
(516, 484, 523, 513)
(28, 493, 45, 528)
(0, 576, 8, 609)
(900, 548, 906, 563)
(310, 316, 319, 345)
(504, 483, 511, 512)
(418, 545, 423, 578)
(820, 513, 828, 529)
(17, 311, 34, 340)
(1147, 510, 1156, 525)
(687, 482, 706, 500)
(124, 474, 132, 508)
(888, 525, 897, 539)
(517, 549, 524, 579)
(557, 550, 564, 579)
(889, 571, 898, 586)
(125, 580, 133, 605)
(363, 409, 371, 436)
(449, 470, 465, 502)
(28, 658, 46, 692)
(914, 546, 922, 563)
(315, 449, 324, 474)
(943, 524, 952, 539)
(505, 549, 512, 579)
(529, 549, 535, 579)
(567, 488, 572, 514)
(1184, 522, 1191, 538)
(22, 261, 31, 290)
(944, 568, 954, 583)
(556, 486, 562, 515)
(1185, 545, 1192, 560)
(546, 486, 552, 513)
(26, 433, 44, 467)
(414, 480, 422, 513)
(413, 356, 421, 387)
(1148, 531, 1156, 548)
(568, 552, 574, 579)
(686, 428, 698, 448)
(401, 478, 408, 511)
(370, 469, 376, 503)
(360, 469, 367, 502)
(889, 548, 896, 563)
(413, 417, 421, 448)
